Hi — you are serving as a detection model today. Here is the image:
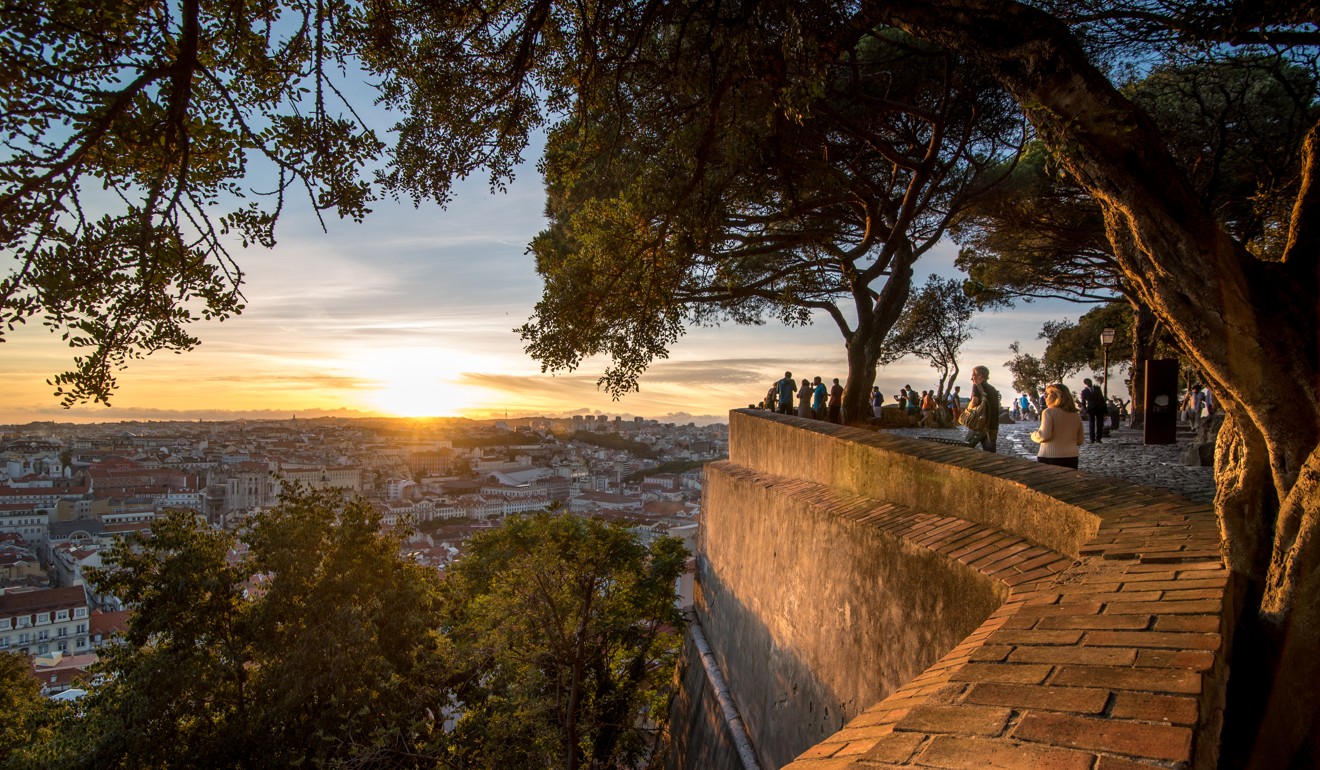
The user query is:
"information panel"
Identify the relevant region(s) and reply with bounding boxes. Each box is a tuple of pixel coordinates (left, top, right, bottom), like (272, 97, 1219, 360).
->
(1143, 358, 1179, 445)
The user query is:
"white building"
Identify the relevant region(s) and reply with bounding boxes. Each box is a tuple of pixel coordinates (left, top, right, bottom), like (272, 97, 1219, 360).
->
(0, 586, 91, 656)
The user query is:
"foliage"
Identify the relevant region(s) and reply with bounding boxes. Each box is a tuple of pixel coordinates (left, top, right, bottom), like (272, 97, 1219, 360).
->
(1123, 55, 1318, 259)
(0, 651, 72, 768)
(569, 431, 659, 459)
(510, 22, 1024, 420)
(0, 0, 397, 405)
(954, 54, 1316, 304)
(1037, 304, 1133, 384)
(1003, 341, 1059, 401)
(435, 511, 688, 770)
(878, 275, 988, 400)
(859, 3, 1320, 763)
(625, 459, 712, 483)
(64, 491, 448, 769)
(4, 492, 685, 769)
(450, 431, 533, 448)
(952, 142, 1121, 305)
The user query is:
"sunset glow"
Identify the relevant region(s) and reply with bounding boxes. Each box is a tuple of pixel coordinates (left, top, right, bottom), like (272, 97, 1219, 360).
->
(0, 164, 1060, 427)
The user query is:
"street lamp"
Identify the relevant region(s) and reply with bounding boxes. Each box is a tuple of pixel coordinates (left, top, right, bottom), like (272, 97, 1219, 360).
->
(1100, 326, 1116, 401)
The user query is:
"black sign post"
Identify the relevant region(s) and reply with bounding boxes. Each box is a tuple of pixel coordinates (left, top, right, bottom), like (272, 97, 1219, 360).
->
(1144, 358, 1179, 445)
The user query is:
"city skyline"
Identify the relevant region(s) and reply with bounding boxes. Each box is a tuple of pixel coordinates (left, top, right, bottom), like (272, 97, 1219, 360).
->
(0, 155, 1088, 427)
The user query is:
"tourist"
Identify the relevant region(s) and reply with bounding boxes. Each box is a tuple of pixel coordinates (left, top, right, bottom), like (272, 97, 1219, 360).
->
(1030, 383, 1085, 469)
(764, 385, 777, 412)
(776, 371, 796, 415)
(1079, 377, 1106, 444)
(828, 378, 844, 423)
(919, 389, 936, 427)
(797, 379, 813, 418)
(812, 376, 827, 420)
(871, 386, 884, 418)
(906, 386, 920, 426)
(948, 386, 962, 422)
(964, 366, 1000, 452)
(1190, 383, 1206, 432)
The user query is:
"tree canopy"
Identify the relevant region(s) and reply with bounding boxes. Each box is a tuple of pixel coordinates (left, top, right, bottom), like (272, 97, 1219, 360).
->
(438, 511, 687, 769)
(0, 0, 402, 405)
(8, 0, 1320, 763)
(513, 23, 1023, 421)
(3, 492, 686, 769)
(878, 275, 985, 404)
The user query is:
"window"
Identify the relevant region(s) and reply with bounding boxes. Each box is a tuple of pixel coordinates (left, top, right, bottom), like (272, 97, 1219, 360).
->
(16, 617, 29, 628)
(55, 610, 69, 622)
(0, 618, 10, 631)
(57, 628, 67, 638)
(37, 630, 48, 641)
(75, 623, 86, 634)
(0, 637, 8, 649)
(17, 633, 29, 645)
(56, 640, 67, 652)
(35, 612, 50, 625)
(73, 607, 87, 619)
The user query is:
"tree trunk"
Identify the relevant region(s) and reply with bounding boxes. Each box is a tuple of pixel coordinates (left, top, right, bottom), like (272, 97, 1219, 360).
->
(862, 1, 1320, 763)
(842, 240, 917, 425)
(1127, 302, 1157, 429)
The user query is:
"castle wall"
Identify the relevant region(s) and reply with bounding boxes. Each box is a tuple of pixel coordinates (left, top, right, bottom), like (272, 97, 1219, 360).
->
(670, 410, 1231, 770)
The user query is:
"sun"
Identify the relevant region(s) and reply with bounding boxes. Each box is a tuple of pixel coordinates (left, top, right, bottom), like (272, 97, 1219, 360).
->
(348, 347, 485, 418)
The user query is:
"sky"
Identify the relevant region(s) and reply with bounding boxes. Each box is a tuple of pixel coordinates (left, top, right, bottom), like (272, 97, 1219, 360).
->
(0, 138, 1091, 429)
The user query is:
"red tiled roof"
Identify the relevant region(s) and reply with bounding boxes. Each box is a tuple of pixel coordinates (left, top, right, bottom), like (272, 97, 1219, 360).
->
(89, 609, 130, 637)
(0, 586, 86, 614)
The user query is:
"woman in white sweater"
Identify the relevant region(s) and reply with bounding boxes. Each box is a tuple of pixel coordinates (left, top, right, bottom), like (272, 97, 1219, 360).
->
(1030, 383, 1086, 469)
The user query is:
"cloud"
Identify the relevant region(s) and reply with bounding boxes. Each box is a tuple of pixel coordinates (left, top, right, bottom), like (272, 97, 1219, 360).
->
(1, 405, 378, 425)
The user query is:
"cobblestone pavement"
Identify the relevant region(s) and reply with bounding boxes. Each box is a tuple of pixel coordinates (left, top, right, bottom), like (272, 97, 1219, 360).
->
(882, 419, 1216, 504)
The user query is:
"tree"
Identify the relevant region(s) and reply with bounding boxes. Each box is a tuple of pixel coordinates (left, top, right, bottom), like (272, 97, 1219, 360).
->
(515, 27, 1024, 423)
(853, 2, 1320, 765)
(1003, 341, 1053, 406)
(11, 0, 1320, 762)
(0, 1, 408, 405)
(435, 511, 688, 770)
(878, 275, 985, 418)
(65, 492, 448, 769)
(0, 650, 72, 769)
(952, 54, 1317, 428)
(1038, 304, 1133, 390)
(3, 495, 686, 769)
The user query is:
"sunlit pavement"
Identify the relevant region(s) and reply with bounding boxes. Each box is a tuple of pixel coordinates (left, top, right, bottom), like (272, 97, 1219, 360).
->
(882, 419, 1216, 504)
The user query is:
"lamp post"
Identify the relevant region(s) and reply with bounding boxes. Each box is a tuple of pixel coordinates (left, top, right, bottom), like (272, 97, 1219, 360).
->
(1101, 327, 1116, 401)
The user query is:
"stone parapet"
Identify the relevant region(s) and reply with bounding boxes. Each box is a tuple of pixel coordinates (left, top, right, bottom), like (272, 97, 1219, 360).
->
(695, 410, 1230, 770)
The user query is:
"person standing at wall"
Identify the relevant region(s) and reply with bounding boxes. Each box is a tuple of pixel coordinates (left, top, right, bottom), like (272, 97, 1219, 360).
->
(776, 371, 796, 416)
(828, 378, 844, 423)
(797, 379, 813, 418)
(812, 377, 827, 420)
(965, 366, 1001, 452)
(1030, 383, 1086, 469)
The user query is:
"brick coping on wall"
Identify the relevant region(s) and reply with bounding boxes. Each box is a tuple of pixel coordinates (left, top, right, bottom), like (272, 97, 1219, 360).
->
(726, 411, 1230, 770)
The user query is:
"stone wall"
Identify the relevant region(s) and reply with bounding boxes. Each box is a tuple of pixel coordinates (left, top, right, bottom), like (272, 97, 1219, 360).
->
(679, 409, 1231, 769)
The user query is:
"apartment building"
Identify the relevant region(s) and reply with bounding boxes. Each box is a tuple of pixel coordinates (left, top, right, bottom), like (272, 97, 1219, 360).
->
(0, 586, 91, 655)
